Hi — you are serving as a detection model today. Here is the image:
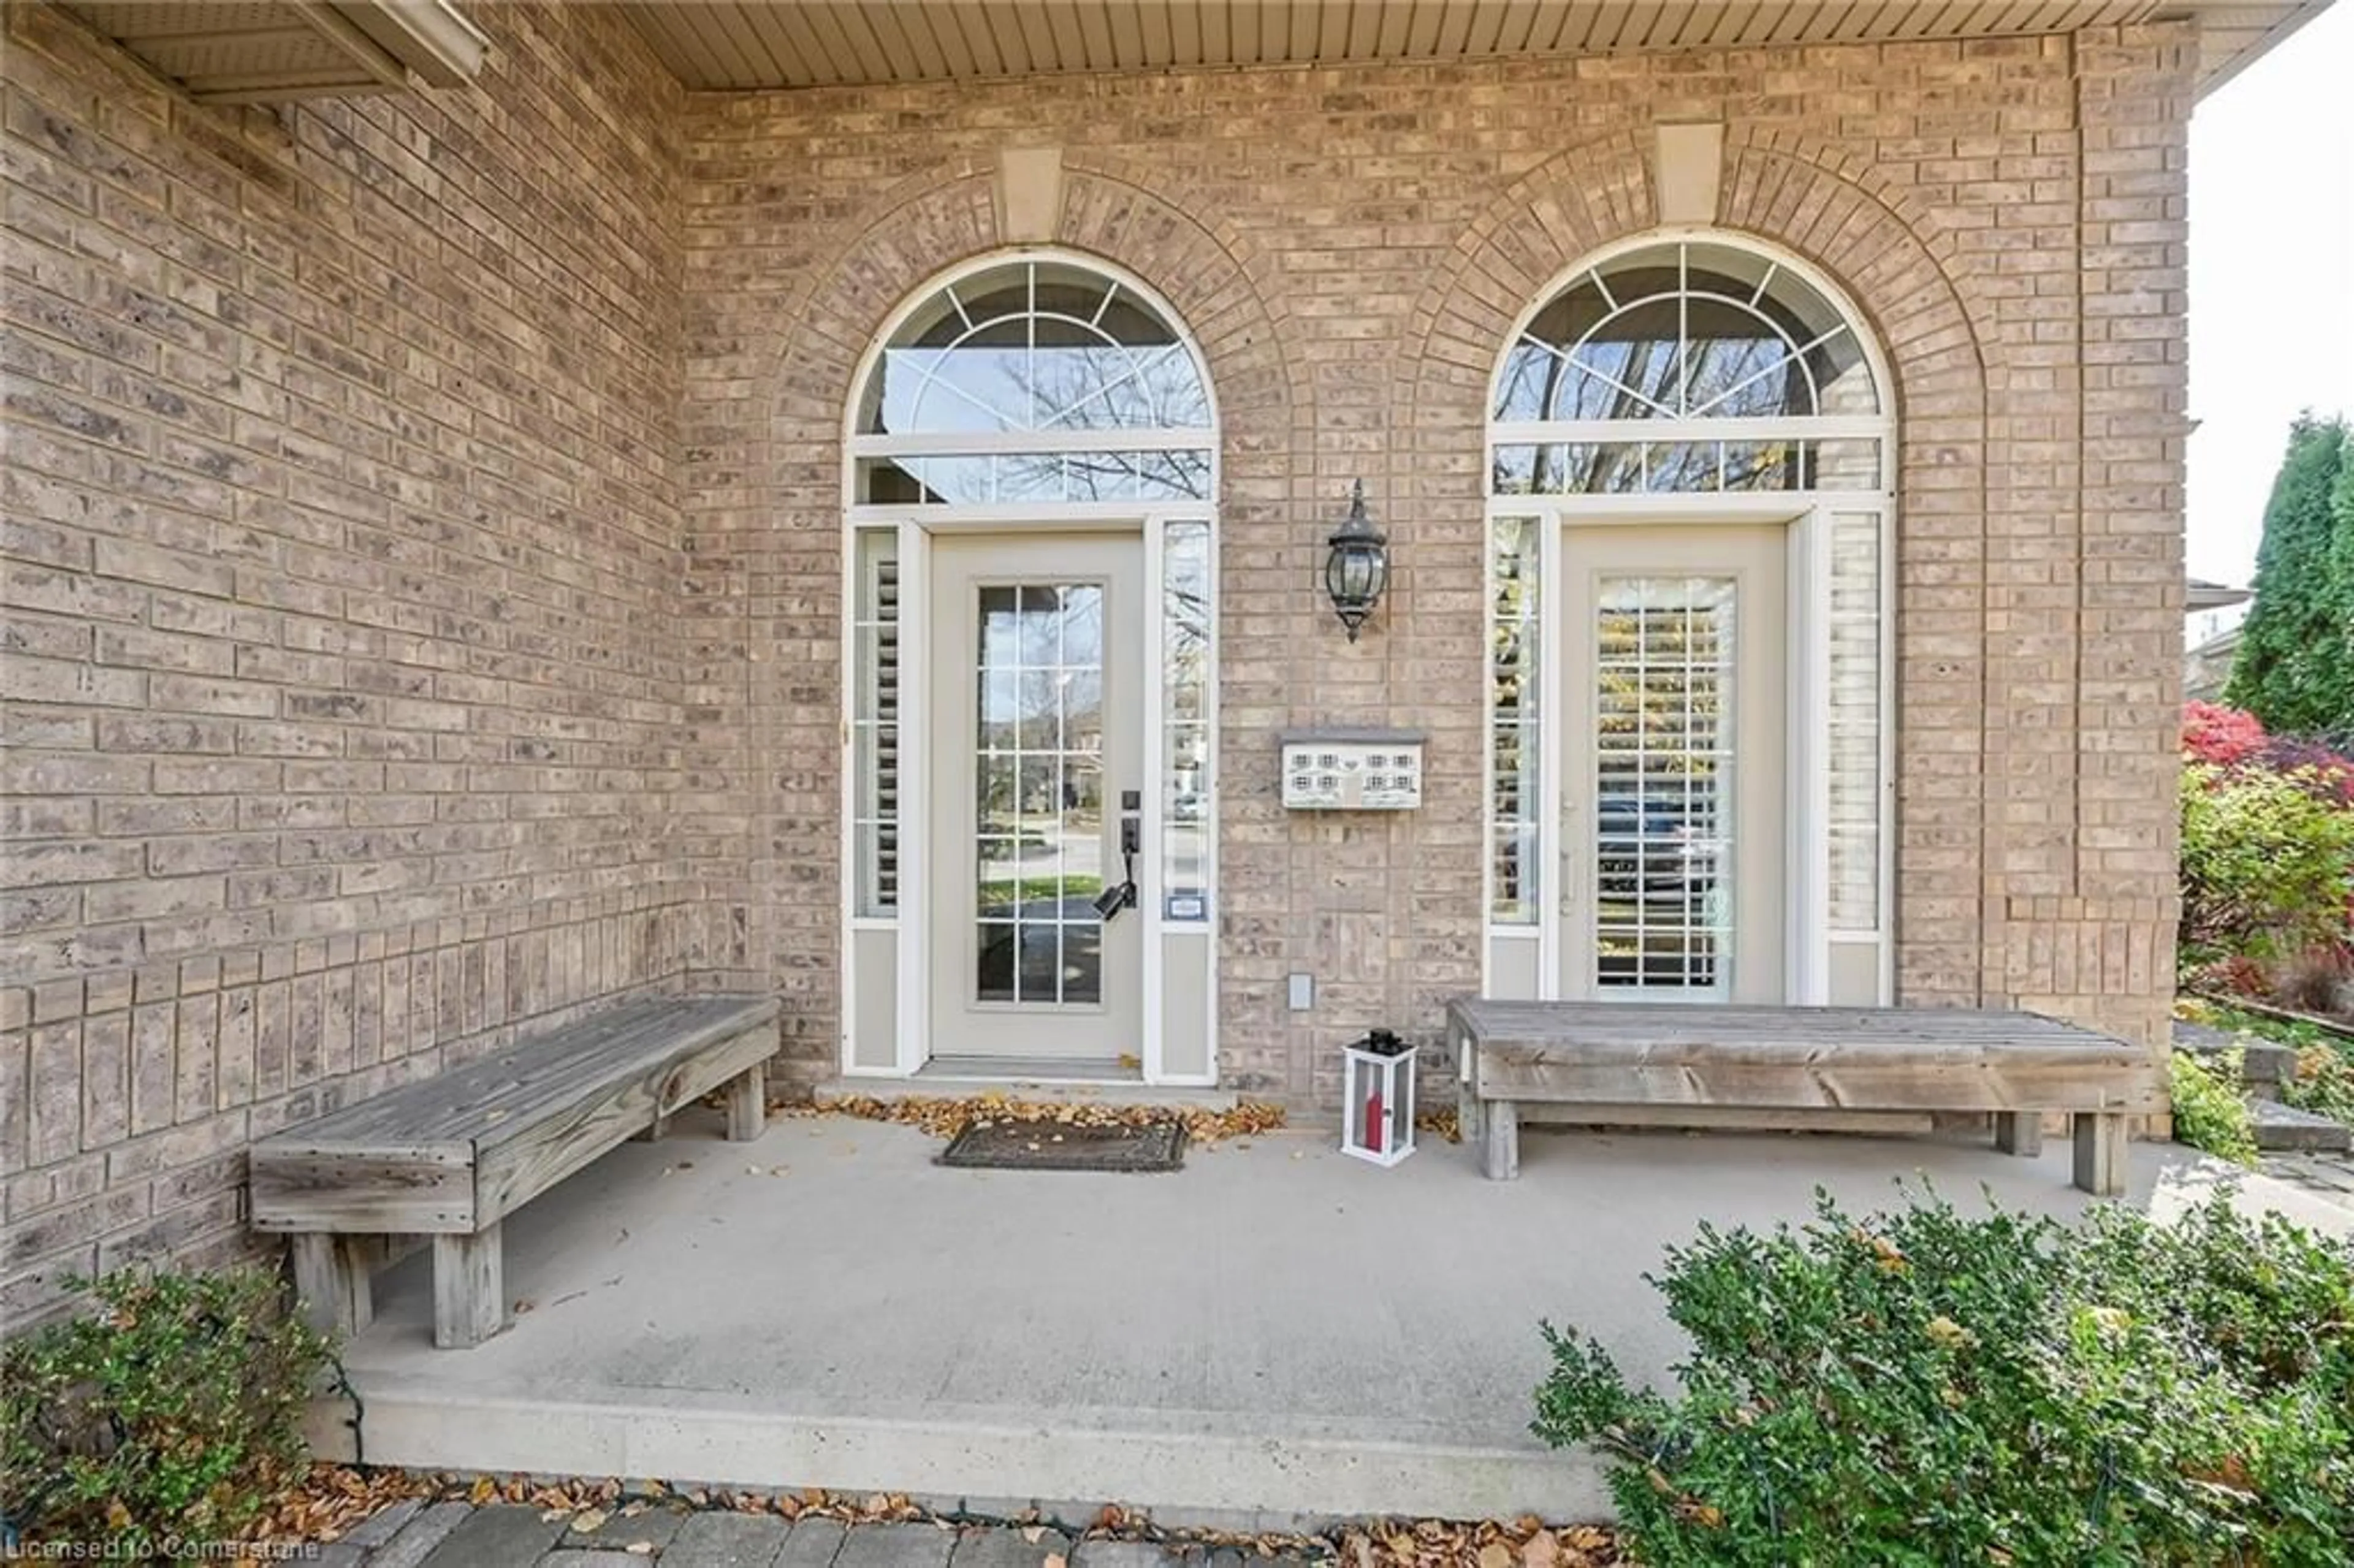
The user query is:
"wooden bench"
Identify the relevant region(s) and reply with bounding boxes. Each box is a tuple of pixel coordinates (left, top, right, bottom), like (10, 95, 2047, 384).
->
(251, 994, 778, 1348)
(1446, 999, 2165, 1195)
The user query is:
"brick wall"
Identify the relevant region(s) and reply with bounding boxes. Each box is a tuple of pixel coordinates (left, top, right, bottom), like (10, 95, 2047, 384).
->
(0, 2, 728, 1322)
(2, 6, 2196, 1316)
(677, 25, 2193, 1100)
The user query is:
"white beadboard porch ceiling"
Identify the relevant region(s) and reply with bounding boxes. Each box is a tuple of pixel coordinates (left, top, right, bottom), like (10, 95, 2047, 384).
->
(619, 1, 2328, 98)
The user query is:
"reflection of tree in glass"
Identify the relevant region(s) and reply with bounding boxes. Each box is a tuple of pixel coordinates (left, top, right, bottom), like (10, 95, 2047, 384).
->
(977, 588, 1105, 842)
(994, 343, 1213, 501)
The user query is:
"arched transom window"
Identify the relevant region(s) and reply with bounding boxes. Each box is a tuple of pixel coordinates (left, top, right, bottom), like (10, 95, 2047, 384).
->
(1490, 239, 1886, 496)
(851, 258, 1214, 508)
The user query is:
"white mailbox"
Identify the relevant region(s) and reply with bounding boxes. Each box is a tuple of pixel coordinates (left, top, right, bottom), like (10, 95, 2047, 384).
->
(1280, 729, 1426, 811)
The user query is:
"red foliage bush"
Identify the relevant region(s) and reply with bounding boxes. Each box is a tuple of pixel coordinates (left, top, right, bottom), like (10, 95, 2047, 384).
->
(2258, 736, 2354, 807)
(2197, 953, 2274, 1000)
(2184, 701, 2268, 767)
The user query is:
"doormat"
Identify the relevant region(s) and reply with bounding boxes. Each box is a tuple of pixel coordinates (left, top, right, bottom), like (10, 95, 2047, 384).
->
(938, 1116, 1187, 1173)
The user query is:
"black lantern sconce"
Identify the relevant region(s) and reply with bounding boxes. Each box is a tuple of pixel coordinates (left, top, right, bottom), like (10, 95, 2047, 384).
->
(1324, 479, 1389, 642)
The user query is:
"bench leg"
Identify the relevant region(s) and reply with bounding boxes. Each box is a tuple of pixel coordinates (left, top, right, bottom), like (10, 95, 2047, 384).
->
(1456, 1080, 1484, 1146)
(633, 1113, 670, 1143)
(2072, 1113, 2127, 1197)
(1994, 1111, 2044, 1159)
(1480, 1099, 1520, 1181)
(290, 1234, 372, 1340)
(726, 1060, 766, 1142)
(432, 1225, 506, 1349)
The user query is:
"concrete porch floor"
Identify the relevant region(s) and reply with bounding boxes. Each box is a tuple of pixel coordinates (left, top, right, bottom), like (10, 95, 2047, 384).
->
(313, 1109, 2352, 1528)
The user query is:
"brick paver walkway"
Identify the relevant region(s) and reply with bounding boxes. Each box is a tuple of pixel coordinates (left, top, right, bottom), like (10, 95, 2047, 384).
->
(318, 1502, 1318, 1568)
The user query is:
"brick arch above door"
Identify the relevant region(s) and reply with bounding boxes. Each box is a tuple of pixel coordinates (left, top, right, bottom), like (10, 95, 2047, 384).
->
(1397, 124, 1995, 462)
(752, 162, 1299, 495)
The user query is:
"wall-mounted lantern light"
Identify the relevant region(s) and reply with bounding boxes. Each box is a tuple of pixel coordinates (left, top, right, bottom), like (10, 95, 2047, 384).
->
(1324, 479, 1388, 642)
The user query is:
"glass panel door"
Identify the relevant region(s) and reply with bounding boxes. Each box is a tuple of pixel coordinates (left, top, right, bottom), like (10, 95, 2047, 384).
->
(1593, 577, 1735, 995)
(929, 534, 1145, 1061)
(1560, 525, 1787, 1005)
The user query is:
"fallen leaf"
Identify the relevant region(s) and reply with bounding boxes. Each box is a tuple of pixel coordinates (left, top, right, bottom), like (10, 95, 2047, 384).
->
(620, 1501, 649, 1517)
(1522, 1528, 1560, 1567)
(623, 1543, 654, 1556)
(570, 1510, 608, 1534)
(1478, 1543, 1513, 1568)
(1043, 1558, 1067, 1568)
(513, 1298, 535, 1314)
(1021, 1526, 1045, 1545)
(467, 1477, 497, 1506)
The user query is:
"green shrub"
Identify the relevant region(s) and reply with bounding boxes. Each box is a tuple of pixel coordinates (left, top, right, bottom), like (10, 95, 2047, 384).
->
(2170, 1048, 2260, 1165)
(2, 1265, 333, 1548)
(2179, 762, 2354, 973)
(1533, 1187, 2354, 1566)
(2283, 1045, 2354, 1129)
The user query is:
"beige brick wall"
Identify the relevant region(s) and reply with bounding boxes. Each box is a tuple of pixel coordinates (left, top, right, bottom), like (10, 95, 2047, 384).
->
(2, 4, 2195, 1314)
(0, 2, 734, 1322)
(677, 25, 2192, 1100)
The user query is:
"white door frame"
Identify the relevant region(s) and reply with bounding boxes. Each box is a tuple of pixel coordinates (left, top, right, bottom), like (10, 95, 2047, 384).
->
(838, 508, 1217, 1084)
(832, 249, 1223, 1086)
(1481, 492, 1893, 1009)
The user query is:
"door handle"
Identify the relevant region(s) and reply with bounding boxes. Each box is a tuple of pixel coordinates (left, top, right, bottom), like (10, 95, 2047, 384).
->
(1095, 809, 1141, 921)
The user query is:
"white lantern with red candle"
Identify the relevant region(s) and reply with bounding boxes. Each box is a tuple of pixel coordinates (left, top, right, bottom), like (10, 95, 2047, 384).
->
(1340, 1029, 1417, 1166)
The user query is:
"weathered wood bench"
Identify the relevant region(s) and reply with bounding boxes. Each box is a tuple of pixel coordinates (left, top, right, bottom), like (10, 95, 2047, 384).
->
(251, 994, 778, 1348)
(1446, 999, 2165, 1195)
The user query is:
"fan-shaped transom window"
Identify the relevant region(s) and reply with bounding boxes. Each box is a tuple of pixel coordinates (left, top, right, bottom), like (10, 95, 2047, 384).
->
(852, 259, 1213, 507)
(1490, 240, 1884, 498)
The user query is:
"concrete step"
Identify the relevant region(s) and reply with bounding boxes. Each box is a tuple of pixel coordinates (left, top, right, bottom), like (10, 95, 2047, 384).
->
(2171, 1021, 2299, 1094)
(308, 1382, 1601, 1532)
(2250, 1097, 2353, 1154)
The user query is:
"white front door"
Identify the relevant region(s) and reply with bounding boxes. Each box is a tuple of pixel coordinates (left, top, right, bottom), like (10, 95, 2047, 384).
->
(1557, 523, 1788, 1003)
(928, 533, 1146, 1061)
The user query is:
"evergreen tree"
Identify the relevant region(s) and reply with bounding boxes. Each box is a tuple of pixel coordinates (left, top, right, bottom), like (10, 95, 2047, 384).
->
(2224, 415, 2354, 737)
